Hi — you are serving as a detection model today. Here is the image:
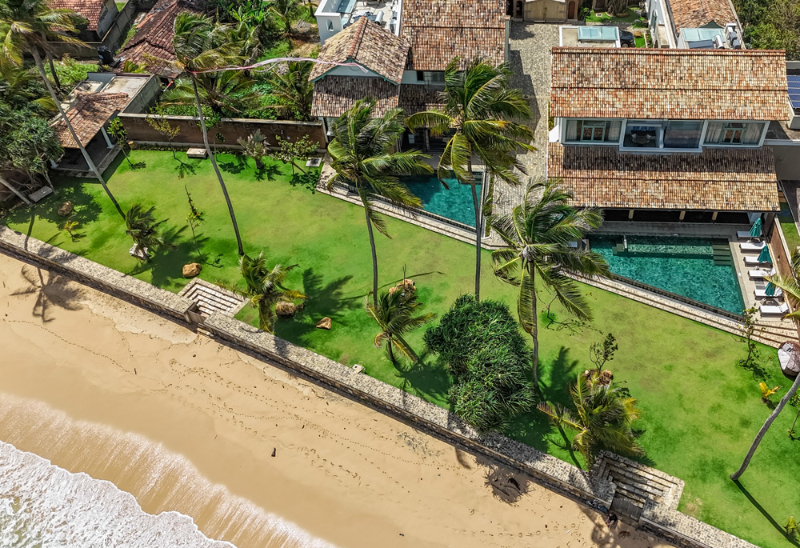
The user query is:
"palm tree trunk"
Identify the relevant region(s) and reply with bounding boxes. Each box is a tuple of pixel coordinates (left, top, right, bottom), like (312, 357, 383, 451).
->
(31, 48, 125, 219)
(191, 75, 244, 256)
(363, 198, 379, 309)
(0, 176, 32, 206)
(45, 50, 61, 91)
(790, 407, 800, 436)
(387, 335, 395, 364)
(731, 373, 800, 480)
(468, 157, 481, 300)
(530, 278, 540, 389)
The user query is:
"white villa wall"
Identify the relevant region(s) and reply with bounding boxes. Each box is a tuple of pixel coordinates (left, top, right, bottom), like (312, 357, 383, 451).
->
(646, 0, 676, 48)
(315, 0, 344, 44)
(97, 0, 119, 37)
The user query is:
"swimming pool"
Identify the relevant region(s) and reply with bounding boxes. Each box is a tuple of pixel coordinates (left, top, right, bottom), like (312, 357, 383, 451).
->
(589, 235, 745, 314)
(402, 176, 480, 227)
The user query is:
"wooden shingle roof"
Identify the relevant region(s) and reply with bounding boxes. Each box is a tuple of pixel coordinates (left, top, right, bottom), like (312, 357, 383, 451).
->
(310, 18, 409, 84)
(401, 0, 507, 71)
(550, 48, 788, 121)
(548, 142, 780, 211)
(669, 0, 737, 32)
(311, 76, 400, 117)
(49, 0, 105, 30)
(398, 85, 446, 115)
(53, 93, 129, 148)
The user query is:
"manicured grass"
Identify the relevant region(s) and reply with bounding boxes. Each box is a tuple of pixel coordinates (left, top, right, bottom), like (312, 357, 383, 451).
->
(779, 202, 800, 253)
(634, 35, 646, 48)
(3, 150, 798, 548)
(585, 9, 645, 24)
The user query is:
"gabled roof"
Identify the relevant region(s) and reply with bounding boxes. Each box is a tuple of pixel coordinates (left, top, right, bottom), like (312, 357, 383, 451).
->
(310, 17, 409, 84)
(550, 48, 788, 121)
(119, 0, 204, 77)
(401, 0, 507, 71)
(669, 0, 737, 32)
(53, 93, 129, 148)
(311, 76, 400, 117)
(49, 0, 106, 30)
(548, 142, 780, 211)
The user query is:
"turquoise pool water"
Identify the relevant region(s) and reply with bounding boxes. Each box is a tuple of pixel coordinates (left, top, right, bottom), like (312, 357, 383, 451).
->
(402, 176, 479, 227)
(590, 235, 745, 314)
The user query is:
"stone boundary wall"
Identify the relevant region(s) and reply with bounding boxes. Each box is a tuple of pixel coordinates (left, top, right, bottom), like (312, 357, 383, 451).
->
(0, 227, 197, 324)
(0, 226, 763, 548)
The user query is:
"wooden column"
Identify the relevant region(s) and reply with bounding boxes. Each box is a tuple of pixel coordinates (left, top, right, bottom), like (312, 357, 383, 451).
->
(679, 210, 686, 221)
(628, 209, 635, 220)
(712, 211, 718, 221)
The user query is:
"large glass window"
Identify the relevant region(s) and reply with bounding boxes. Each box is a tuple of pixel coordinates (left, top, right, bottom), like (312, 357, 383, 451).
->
(622, 121, 664, 148)
(564, 120, 621, 144)
(704, 122, 765, 145)
(663, 121, 703, 149)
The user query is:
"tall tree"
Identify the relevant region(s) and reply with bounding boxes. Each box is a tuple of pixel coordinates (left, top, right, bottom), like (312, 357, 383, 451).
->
(407, 57, 534, 299)
(236, 252, 305, 333)
(266, 61, 313, 121)
(327, 98, 432, 307)
(268, 0, 303, 35)
(367, 285, 435, 366)
(7, 116, 62, 192)
(490, 179, 610, 389)
(0, 0, 124, 217)
(161, 69, 258, 116)
(173, 12, 246, 255)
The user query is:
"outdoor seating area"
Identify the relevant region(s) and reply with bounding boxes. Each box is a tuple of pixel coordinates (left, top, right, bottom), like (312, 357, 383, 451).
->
(736, 220, 790, 321)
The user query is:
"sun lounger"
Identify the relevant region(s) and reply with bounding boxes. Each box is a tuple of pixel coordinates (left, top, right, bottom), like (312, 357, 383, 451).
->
(737, 230, 761, 240)
(755, 287, 784, 298)
(749, 268, 776, 279)
(740, 241, 767, 252)
(744, 255, 772, 266)
(760, 303, 790, 315)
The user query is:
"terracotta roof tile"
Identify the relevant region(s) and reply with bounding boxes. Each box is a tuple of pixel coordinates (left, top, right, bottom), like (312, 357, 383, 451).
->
(669, 0, 737, 32)
(548, 142, 780, 211)
(398, 84, 446, 115)
(53, 93, 129, 148)
(311, 76, 400, 117)
(310, 18, 410, 83)
(401, 0, 507, 71)
(49, 0, 105, 30)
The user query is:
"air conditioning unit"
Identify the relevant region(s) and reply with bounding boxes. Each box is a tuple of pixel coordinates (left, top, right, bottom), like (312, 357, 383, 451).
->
(713, 35, 724, 49)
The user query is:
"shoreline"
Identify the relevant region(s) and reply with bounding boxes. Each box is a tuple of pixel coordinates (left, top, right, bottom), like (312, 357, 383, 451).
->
(0, 252, 672, 548)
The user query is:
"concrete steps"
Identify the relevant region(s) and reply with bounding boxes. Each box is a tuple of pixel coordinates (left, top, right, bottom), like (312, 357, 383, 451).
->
(178, 278, 246, 318)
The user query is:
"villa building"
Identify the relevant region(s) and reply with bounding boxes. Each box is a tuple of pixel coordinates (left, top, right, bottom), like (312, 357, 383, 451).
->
(644, 0, 743, 49)
(548, 48, 788, 225)
(49, 0, 119, 42)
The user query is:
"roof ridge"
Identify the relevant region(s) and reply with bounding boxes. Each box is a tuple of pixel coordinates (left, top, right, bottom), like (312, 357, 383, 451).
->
(348, 17, 369, 60)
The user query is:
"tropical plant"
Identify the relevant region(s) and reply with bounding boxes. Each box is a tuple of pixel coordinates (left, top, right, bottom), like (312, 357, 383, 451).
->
(760, 382, 780, 404)
(490, 179, 610, 388)
(5, 116, 62, 192)
(61, 219, 79, 241)
(268, 0, 303, 35)
(266, 61, 313, 120)
(738, 306, 762, 369)
(789, 392, 800, 437)
(327, 98, 432, 307)
(787, 515, 798, 539)
(0, 60, 54, 110)
(590, 333, 618, 374)
(235, 252, 305, 332)
(538, 375, 644, 467)
(424, 295, 537, 432)
(238, 129, 269, 168)
(162, 70, 259, 116)
(173, 12, 246, 256)
(108, 117, 138, 169)
(124, 204, 169, 261)
(367, 283, 435, 366)
(120, 59, 145, 73)
(273, 134, 317, 174)
(407, 57, 534, 299)
(0, 0, 124, 217)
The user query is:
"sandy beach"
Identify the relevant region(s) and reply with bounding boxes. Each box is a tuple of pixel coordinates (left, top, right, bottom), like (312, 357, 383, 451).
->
(0, 252, 672, 548)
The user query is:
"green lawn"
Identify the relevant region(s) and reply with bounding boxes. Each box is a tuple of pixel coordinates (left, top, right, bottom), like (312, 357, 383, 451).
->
(779, 202, 800, 254)
(585, 9, 646, 24)
(4, 150, 799, 548)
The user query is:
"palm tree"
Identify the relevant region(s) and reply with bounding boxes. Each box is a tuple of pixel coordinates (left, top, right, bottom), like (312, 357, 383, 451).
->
(266, 61, 313, 121)
(268, 0, 303, 35)
(327, 99, 432, 308)
(538, 374, 644, 467)
(407, 57, 534, 300)
(367, 285, 435, 365)
(0, 0, 125, 217)
(173, 12, 246, 256)
(490, 179, 610, 389)
(161, 70, 258, 116)
(236, 252, 305, 333)
(125, 204, 168, 261)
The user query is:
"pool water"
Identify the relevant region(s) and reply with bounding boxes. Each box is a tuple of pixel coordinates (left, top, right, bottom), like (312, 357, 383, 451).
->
(402, 176, 479, 227)
(590, 235, 745, 314)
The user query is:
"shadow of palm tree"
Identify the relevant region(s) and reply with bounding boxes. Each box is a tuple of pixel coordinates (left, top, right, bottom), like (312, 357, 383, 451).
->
(10, 265, 83, 322)
(392, 349, 453, 409)
(483, 462, 534, 504)
(219, 155, 248, 174)
(255, 164, 281, 182)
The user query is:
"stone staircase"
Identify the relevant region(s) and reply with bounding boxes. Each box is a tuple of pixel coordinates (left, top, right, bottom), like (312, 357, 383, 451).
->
(178, 278, 246, 318)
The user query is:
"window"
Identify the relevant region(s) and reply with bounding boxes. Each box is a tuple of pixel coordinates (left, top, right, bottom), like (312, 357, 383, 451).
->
(416, 70, 424, 82)
(663, 121, 703, 149)
(622, 121, 664, 148)
(564, 119, 621, 144)
(704, 122, 765, 146)
(423, 71, 446, 86)
(327, 20, 334, 31)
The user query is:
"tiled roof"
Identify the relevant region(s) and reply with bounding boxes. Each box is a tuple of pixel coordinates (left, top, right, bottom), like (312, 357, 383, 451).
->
(550, 48, 788, 121)
(49, 0, 105, 30)
(311, 76, 400, 117)
(398, 85, 446, 115)
(119, 0, 203, 77)
(548, 142, 780, 211)
(669, 0, 737, 32)
(401, 0, 507, 71)
(310, 18, 409, 84)
(53, 93, 129, 148)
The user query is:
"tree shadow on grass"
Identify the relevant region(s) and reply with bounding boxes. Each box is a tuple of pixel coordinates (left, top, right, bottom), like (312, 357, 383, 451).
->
(393, 349, 452, 409)
(255, 164, 281, 182)
(126, 224, 194, 289)
(218, 155, 248, 175)
(5, 182, 104, 230)
(734, 480, 800, 547)
(289, 171, 320, 193)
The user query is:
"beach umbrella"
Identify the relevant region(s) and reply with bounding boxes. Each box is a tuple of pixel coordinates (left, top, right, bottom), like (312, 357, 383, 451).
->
(766, 281, 777, 296)
(758, 246, 771, 263)
(750, 217, 763, 238)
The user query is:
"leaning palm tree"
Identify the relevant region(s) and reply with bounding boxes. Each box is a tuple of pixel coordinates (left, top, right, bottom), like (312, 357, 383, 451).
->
(236, 252, 305, 333)
(125, 204, 168, 261)
(266, 61, 313, 121)
(0, 0, 124, 217)
(490, 179, 610, 389)
(173, 12, 246, 256)
(367, 285, 435, 366)
(538, 374, 644, 467)
(407, 57, 534, 300)
(328, 98, 432, 308)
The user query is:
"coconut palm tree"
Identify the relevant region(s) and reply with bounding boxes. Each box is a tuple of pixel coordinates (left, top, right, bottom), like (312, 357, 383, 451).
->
(236, 252, 305, 333)
(266, 61, 313, 121)
(0, 0, 125, 217)
(407, 57, 534, 300)
(125, 204, 168, 261)
(161, 70, 259, 116)
(327, 99, 432, 308)
(173, 12, 246, 256)
(490, 179, 610, 389)
(367, 284, 435, 366)
(538, 374, 644, 467)
(268, 0, 303, 35)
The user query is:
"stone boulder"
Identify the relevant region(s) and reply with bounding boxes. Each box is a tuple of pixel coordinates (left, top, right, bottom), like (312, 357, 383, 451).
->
(276, 301, 297, 317)
(316, 317, 332, 330)
(57, 202, 73, 216)
(182, 263, 202, 278)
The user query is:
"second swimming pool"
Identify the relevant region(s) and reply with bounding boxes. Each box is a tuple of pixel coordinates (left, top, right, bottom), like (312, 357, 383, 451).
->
(401, 176, 480, 228)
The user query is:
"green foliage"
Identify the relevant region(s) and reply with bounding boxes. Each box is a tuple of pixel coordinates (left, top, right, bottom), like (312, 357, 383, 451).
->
(787, 516, 798, 539)
(238, 129, 269, 168)
(733, 0, 800, 59)
(424, 295, 537, 432)
(234, 251, 305, 332)
(124, 204, 170, 261)
(590, 333, 618, 373)
(367, 282, 435, 365)
(273, 134, 317, 174)
(61, 219, 80, 241)
(266, 61, 313, 120)
(4, 116, 62, 176)
(45, 55, 93, 91)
